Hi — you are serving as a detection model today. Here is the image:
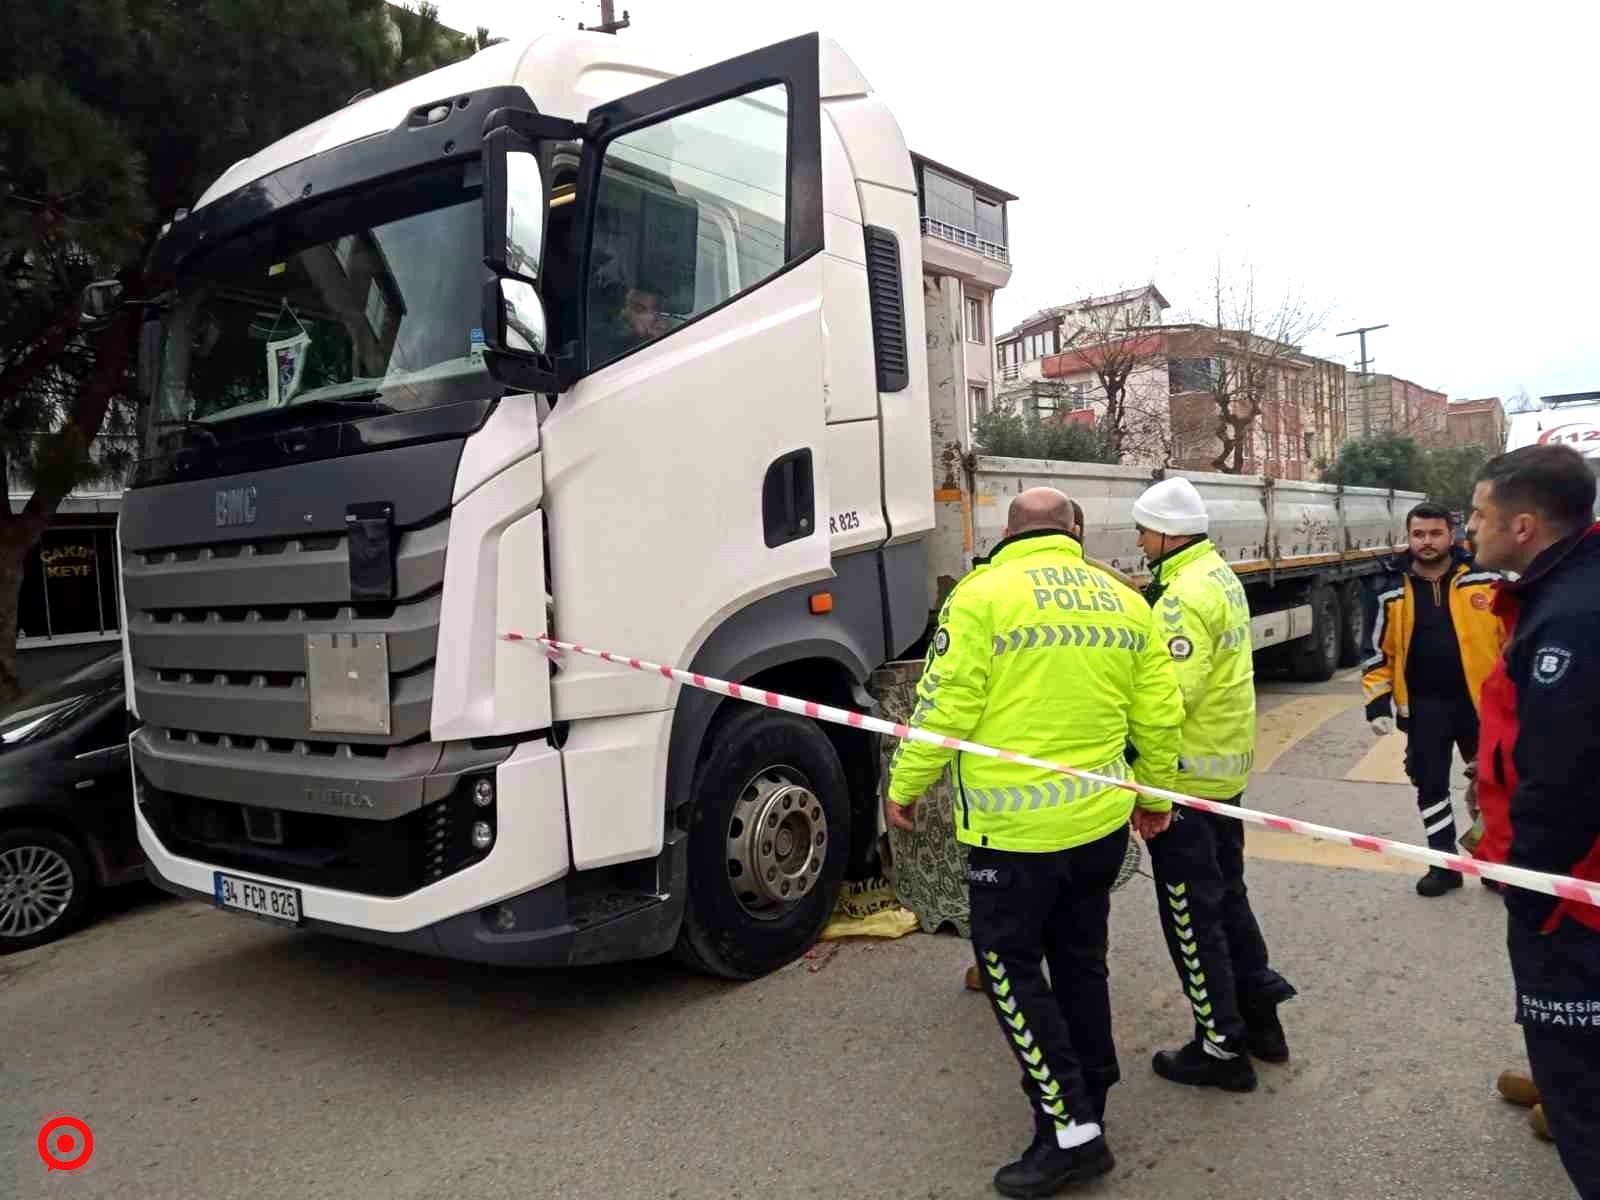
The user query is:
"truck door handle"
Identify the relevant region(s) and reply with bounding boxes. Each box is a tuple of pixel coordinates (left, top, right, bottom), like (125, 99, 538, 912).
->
(762, 449, 814, 548)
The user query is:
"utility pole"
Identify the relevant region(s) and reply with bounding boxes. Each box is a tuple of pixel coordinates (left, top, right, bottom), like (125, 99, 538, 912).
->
(1337, 323, 1388, 437)
(580, 1, 631, 34)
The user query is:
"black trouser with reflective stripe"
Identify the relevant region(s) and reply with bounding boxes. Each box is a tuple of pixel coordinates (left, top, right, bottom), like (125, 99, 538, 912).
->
(1148, 794, 1294, 1053)
(968, 828, 1127, 1136)
(1510, 914, 1600, 1199)
(1402, 690, 1478, 852)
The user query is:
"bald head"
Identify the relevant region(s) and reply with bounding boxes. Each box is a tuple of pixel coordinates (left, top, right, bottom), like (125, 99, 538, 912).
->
(1005, 487, 1075, 538)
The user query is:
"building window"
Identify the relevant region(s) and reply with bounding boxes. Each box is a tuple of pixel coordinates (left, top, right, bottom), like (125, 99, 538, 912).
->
(1168, 358, 1218, 394)
(1045, 330, 1057, 356)
(923, 168, 976, 233)
(17, 526, 121, 643)
(975, 196, 1005, 246)
(1068, 381, 1088, 410)
(969, 385, 988, 418)
(965, 295, 984, 343)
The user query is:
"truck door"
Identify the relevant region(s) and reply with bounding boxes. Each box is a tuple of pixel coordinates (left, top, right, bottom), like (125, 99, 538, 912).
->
(542, 34, 830, 718)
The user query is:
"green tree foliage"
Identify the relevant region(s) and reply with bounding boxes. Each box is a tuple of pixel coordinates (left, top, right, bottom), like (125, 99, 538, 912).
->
(974, 402, 1121, 464)
(1422, 442, 1492, 514)
(0, 1, 482, 699)
(1319, 433, 1428, 492)
(1320, 434, 1492, 514)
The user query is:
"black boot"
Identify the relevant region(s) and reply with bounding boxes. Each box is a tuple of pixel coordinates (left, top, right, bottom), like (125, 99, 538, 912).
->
(1152, 1040, 1257, 1092)
(1416, 866, 1463, 897)
(993, 1127, 1115, 1199)
(1238, 994, 1290, 1064)
(1243, 1009, 1289, 1063)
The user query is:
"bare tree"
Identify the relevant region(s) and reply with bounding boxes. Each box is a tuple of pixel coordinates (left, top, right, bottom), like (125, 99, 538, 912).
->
(1177, 265, 1328, 474)
(1053, 286, 1171, 463)
(1503, 386, 1540, 414)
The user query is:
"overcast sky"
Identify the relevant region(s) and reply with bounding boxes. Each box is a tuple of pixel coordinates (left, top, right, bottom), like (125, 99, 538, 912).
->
(435, 0, 1598, 402)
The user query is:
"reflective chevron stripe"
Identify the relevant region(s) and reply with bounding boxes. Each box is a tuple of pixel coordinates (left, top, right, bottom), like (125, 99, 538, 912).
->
(1168, 881, 1217, 1035)
(992, 624, 1148, 656)
(980, 950, 1070, 1134)
(963, 757, 1132, 812)
(1217, 624, 1251, 650)
(1177, 750, 1255, 779)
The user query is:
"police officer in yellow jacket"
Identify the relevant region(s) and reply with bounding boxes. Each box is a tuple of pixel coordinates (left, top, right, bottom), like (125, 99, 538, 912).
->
(886, 487, 1183, 1197)
(1132, 477, 1296, 1094)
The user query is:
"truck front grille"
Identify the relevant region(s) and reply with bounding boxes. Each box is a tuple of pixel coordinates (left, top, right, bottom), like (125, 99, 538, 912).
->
(123, 517, 448, 748)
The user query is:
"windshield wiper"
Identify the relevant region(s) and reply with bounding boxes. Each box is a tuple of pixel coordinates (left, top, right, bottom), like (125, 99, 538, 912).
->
(286, 392, 395, 414)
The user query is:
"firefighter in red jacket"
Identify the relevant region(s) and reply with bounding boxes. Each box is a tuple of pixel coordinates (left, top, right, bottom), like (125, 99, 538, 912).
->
(1466, 443, 1600, 1199)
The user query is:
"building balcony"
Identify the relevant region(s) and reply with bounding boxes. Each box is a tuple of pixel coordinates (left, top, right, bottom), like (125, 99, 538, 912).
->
(921, 217, 1010, 264)
(920, 218, 1013, 290)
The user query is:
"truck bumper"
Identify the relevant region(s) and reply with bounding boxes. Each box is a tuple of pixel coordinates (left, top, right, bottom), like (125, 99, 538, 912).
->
(140, 822, 687, 968)
(135, 739, 688, 966)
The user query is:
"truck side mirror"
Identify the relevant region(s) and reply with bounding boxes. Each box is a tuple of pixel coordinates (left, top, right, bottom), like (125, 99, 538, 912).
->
(480, 123, 565, 393)
(485, 279, 547, 356)
(482, 130, 546, 283)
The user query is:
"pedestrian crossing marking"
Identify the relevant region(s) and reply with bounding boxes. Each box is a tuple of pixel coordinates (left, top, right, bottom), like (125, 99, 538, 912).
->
(1344, 728, 1411, 785)
(1244, 829, 1415, 876)
(1253, 693, 1362, 773)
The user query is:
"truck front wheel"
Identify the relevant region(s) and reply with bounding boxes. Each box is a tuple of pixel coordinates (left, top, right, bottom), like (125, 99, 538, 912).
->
(674, 707, 850, 979)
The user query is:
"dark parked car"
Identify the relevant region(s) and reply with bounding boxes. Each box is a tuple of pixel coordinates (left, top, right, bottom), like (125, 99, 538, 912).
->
(0, 652, 142, 952)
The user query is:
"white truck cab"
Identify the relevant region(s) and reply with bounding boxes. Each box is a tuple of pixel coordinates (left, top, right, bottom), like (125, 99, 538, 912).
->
(124, 31, 933, 977)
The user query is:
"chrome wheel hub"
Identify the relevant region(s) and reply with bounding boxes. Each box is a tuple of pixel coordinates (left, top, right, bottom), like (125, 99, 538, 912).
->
(0, 845, 75, 939)
(726, 768, 828, 918)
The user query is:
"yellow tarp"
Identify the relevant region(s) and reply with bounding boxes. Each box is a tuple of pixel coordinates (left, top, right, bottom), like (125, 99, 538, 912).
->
(820, 876, 920, 941)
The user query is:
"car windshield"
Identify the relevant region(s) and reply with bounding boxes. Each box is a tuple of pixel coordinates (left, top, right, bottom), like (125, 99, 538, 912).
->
(149, 161, 491, 445)
(0, 654, 123, 751)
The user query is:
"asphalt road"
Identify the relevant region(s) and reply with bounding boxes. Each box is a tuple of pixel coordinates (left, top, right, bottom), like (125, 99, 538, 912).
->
(0, 668, 1575, 1199)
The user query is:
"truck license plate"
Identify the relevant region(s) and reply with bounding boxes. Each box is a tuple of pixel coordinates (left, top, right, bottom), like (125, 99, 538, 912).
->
(214, 871, 302, 927)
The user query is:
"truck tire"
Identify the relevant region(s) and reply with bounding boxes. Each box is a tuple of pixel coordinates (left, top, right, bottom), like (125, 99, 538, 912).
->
(1336, 581, 1365, 668)
(1289, 584, 1340, 682)
(0, 827, 95, 954)
(673, 706, 850, 980)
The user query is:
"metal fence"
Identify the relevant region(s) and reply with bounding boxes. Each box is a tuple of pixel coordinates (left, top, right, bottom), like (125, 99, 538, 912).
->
(920, 217, 1011, 264)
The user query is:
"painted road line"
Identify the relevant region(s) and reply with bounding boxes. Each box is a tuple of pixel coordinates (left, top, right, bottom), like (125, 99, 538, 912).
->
(1345, 730, 1411, 784)
(1245, 829, 1414, 876)
(1254, 693, 1363, 774)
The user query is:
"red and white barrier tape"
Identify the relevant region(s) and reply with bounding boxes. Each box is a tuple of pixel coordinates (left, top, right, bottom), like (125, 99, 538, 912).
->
(504, 632, 1600, 910)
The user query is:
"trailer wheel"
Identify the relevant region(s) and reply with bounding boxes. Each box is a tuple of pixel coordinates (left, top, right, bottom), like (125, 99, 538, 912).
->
(673, 706, 850, 980)
(1336, 581, 1365, 668)
(1289, 584, 1340, 682)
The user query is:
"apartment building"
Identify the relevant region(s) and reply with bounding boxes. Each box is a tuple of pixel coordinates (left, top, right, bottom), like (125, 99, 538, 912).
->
(911, 153, 1016, 435)
(1345, 372, 1449, 446)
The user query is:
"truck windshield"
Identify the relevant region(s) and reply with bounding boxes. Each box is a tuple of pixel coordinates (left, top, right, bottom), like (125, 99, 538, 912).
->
(150, 161, 490, 441)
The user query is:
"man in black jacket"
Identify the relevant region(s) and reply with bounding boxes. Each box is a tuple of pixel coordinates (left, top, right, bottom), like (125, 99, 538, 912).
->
(1467, 444, 1600, 1200)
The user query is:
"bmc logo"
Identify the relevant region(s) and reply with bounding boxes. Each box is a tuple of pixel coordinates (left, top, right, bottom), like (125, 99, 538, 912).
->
(215, 485, 258, 527)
